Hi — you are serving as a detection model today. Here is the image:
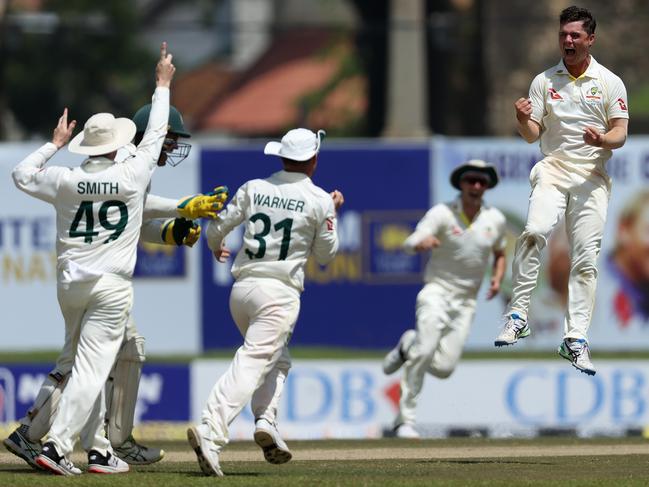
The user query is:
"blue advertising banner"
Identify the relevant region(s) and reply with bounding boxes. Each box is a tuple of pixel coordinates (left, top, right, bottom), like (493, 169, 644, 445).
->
(0, 364, 190, 423)
(193, 359, 649, 439)
(134, 243, 186, 278)
(200, 143, 430, 349)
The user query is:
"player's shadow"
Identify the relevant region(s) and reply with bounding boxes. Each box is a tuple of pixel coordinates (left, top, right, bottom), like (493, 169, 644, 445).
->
(184, 471, 261, 477)
(419, 459, 554, 466)
(0, 467, 42, 473)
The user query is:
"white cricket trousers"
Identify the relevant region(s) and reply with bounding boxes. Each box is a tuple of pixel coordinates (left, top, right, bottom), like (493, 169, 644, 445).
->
(20, 314, 141, 442)
(509, 156, 610, 340)
(47, 273, 133, 456)
(396, 282, 476, 426)
(202, 278, 300, 445)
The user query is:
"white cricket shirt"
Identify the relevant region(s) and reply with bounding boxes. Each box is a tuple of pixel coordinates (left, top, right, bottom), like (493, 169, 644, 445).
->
(206, 170, 338, 291)
(404, 199, 506, 295)
(118, 142, 185, 244)
(529, 56, 628, 168)
(12, 87, 170, 282)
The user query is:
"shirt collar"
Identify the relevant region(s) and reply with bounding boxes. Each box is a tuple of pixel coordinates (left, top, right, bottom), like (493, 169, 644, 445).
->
(451, 197, 485, 226)
(81, 156, 116, 173)
(275, 170, 311, 182)
(553, 55, 599, 79)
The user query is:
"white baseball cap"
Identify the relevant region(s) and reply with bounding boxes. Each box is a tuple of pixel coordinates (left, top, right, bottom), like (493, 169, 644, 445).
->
(264, 128, 326, 162)
(68, 113, 136, 156)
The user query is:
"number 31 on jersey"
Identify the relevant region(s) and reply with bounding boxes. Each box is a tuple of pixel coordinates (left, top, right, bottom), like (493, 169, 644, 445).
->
(245, 212, 293, 261)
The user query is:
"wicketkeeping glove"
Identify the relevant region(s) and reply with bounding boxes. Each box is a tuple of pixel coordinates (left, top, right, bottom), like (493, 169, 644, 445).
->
(176, 186, 229, 219)
(161, 217, 201, 247)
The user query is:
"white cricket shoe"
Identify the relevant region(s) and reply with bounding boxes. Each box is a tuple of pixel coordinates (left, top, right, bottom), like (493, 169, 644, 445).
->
(494, 313, 530, 347)
(87, 449, 129, 474)
(254, 418, 292, 464)
(35, 441, 82, 476)
(395, 423, 420, 439)
(113, 435, 165, 465)
(187, 424, 223, 477)
(558, 338, 596, 376)
(383, 329, 417, 374)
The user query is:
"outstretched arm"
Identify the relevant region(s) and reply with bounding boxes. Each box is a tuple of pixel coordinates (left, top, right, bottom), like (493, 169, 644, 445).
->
(133, 42, 175, 169)
(12, 108, 77, 203)
(140, 218, 201, 247)
(143, 186, 228, 220)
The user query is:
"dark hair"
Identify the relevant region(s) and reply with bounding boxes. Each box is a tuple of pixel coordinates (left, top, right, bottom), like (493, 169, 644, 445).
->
(560, 6, 596, 35)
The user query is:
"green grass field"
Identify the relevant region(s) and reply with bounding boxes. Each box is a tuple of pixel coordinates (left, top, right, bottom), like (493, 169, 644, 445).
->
(2, 437, 649, 486)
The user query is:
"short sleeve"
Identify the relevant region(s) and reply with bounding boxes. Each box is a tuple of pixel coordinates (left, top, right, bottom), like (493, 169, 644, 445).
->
(606, 75, 629, 120)
(528, 73, 546, 127)
(492, 211, 507, 252)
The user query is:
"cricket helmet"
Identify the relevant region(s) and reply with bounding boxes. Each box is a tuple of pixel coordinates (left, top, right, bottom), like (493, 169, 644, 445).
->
(132, 104, 191, 138)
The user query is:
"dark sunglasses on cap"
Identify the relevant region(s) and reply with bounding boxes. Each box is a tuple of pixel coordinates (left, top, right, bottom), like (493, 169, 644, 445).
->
(461, 175, 490, 187)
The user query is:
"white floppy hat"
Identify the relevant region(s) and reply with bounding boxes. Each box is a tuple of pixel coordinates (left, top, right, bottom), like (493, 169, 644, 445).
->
(264, 128, 326, 162)
(68, 113, 137, 156)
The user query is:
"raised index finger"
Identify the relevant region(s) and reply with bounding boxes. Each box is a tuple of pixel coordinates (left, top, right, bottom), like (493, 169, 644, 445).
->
(160, 41, 168, 60)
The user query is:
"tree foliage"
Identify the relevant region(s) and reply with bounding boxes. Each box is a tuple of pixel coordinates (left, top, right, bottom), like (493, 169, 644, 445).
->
(2, 1, 154, 138)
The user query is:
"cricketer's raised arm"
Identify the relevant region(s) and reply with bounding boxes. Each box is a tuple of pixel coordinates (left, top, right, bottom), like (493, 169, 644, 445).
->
(12, 107, 77, 203)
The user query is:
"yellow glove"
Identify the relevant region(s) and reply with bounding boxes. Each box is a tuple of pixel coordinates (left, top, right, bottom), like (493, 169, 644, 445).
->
(177, 186, 229, 219)
(161, 218, 202, 247)
(182, 223, 201, 247)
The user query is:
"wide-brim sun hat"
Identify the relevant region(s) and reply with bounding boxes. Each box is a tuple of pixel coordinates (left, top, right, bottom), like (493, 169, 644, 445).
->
(264, 128, 326, 162)
(68, 113, 137, 156)
(450, 159, 499, 190)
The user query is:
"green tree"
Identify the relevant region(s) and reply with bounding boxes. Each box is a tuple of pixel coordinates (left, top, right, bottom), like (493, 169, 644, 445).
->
(2, 1, 153, 139)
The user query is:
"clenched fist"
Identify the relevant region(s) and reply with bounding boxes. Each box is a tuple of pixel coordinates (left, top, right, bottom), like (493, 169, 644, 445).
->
(514, 97, 533, 123)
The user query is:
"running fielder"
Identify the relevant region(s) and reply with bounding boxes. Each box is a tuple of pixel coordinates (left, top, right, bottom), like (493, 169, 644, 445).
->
(494, 6, 629, 376)
(187, 128, 344, 477)
(382, 160, 506, 439)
